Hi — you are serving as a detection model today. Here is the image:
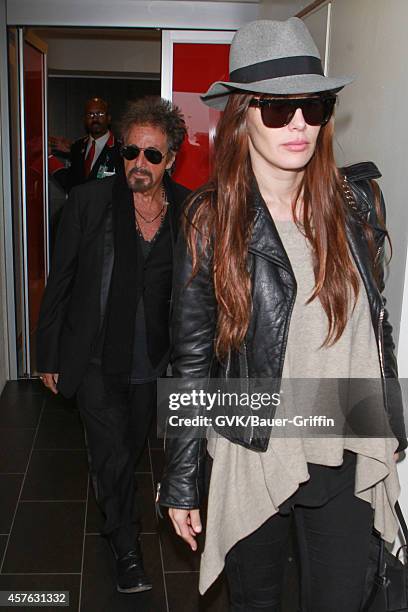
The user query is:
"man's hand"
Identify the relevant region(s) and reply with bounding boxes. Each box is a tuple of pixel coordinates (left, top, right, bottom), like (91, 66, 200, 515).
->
(39, 373, 59, 395)
(168, 508, 202, 551)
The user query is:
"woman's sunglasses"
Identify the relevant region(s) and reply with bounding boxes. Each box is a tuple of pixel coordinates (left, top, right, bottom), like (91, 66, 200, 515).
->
(249, 95, 337, 128)
(120, 145, 166, 165)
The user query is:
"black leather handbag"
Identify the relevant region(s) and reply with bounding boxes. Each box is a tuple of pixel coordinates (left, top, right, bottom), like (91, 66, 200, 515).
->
(361, 502, 408, 611)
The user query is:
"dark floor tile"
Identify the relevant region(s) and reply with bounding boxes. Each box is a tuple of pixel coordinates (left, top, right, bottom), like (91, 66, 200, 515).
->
(35, 408, 85, 450)
(0, 474, 23, 532)
(81, 534, 167, 612)
(22, 450, 88, 501)
(0, 428, 35, 473)
(85, 486, 103, 534)
(44, 392, 78, 411)
(0, 573, 80, 611)
(0, 534, 7, 562)
(0, 393, 44, 428)
(2, 501, 85, 573)
(166, 571, 229, 612)
(1, 379, 44, 397)
(159, 515, 200, 572)
(86, 472, 157, 535)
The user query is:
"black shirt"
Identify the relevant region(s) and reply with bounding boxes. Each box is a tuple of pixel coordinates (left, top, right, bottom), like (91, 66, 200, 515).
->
(129, 215, 170, 383)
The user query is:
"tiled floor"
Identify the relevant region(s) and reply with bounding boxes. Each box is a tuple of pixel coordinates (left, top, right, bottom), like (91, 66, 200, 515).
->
(0, 381, 298, 611)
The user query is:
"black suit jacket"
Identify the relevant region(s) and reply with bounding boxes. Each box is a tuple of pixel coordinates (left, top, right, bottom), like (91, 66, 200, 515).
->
(53, 131, 123, 193)
(36, 172, 190, 397)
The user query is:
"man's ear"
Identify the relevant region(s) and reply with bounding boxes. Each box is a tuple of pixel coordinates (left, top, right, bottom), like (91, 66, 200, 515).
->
(165, 151, 176, 170)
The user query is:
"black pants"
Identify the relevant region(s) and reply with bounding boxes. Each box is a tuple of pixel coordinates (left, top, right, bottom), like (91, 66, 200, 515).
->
(224, 480, 373, 612)
(77, 364, 155, 557)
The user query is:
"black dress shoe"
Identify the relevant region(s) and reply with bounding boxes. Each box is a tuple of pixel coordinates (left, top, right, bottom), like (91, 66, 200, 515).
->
(116, 549, 153, 594)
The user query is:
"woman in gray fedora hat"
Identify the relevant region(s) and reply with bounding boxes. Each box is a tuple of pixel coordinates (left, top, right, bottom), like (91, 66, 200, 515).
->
(158, 17, 406, 611)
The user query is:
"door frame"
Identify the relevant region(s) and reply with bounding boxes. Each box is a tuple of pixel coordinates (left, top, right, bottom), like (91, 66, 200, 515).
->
(0, 0, 17, 379)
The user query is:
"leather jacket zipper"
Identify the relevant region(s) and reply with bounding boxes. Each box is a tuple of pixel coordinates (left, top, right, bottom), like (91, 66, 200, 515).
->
(374, 244, 383, 268)
(279, 288, 297, 379)
(155, 482, 164, 518)
(377, 305, 389, 417)
(378, 306, 385, 379)
(241, 341, 253, 444)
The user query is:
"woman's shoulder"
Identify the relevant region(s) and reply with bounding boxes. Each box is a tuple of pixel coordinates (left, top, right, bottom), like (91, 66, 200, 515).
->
(340, 161, 385, 223)
(340, 161, 381, 183)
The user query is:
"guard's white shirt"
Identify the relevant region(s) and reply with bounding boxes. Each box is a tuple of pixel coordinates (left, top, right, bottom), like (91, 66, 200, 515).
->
(85, 131, 111, 169)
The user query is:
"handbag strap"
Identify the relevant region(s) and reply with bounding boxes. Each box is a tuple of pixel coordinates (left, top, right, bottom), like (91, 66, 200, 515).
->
(395, 501, 408, 549)
(360, 504, 408, 611)
(360, 536, 385, 612)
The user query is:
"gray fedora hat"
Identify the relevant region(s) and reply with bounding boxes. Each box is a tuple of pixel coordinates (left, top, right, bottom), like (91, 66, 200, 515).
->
(201, 18, 354, 110)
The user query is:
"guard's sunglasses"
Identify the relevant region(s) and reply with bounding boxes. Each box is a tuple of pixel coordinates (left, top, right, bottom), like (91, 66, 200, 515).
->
(86, 111, 107, 119)
(249, 95, 337, 128)
(120, 145, 166, 165)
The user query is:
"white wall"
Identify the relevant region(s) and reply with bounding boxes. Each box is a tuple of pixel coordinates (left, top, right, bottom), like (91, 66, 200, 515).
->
(258, 0, 310, 19)
(303, 3, 330, 68)
(45, 37, 161, 74)
(330, 0, 408, 344)
(326, 0, 408, 540)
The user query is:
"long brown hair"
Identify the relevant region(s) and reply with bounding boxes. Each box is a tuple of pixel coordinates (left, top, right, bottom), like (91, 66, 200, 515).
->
(184, 93, 383, 360)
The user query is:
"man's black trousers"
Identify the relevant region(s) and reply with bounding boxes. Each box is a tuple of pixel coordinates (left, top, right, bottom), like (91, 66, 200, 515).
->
(76, 364, 156, 556)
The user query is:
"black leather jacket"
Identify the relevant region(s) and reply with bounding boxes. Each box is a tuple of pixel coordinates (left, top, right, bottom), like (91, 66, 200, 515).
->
(158, 162, 407, 510)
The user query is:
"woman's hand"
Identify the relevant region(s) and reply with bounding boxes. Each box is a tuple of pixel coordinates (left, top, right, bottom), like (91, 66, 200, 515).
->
(168, 508, 202, 551)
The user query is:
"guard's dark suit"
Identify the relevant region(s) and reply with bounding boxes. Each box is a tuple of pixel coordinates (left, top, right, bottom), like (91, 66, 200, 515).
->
(52, 131, 123, 193)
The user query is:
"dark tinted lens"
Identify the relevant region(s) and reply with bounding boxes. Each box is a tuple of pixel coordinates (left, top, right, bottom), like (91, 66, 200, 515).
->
(300, 97, 335, 126)
(121, 145, 140, 160)
(143, 148, 164, 164)
(260, 101, 295, 128)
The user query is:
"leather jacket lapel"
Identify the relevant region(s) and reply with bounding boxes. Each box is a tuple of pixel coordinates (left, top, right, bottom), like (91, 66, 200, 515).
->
(248, 187, 294, 276)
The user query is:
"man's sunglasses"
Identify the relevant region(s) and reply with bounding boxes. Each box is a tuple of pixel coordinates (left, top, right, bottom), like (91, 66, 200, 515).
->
(120, 145, 166, 165)
(249, 95, 337, 128)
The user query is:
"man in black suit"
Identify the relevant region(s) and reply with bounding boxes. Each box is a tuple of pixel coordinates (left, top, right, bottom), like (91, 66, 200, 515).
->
(49, 97, 123, 192)
(37, 97, 190, 594)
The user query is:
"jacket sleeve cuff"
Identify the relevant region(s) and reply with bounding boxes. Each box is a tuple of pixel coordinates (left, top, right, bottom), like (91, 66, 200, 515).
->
(396, 437, 408, 453)
(158, 439, 207, 510)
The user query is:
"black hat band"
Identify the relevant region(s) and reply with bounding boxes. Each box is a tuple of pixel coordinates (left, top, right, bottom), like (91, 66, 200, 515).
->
(229, 55, 324, 84)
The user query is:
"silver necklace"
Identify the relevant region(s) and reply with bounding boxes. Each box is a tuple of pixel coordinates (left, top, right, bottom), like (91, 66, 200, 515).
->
(134, 186, 167, 223)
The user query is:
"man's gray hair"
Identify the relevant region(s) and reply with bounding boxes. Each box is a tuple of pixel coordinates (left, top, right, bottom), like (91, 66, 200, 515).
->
(120, 97, 187, 153)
